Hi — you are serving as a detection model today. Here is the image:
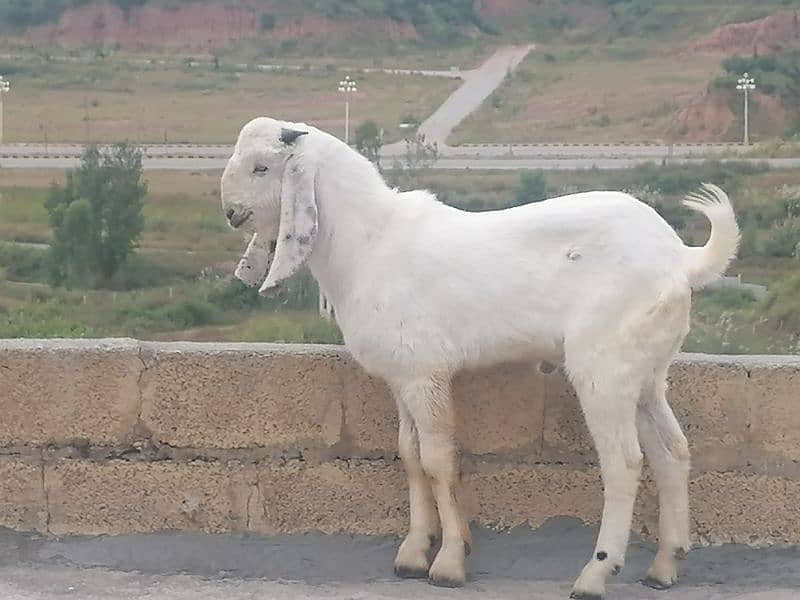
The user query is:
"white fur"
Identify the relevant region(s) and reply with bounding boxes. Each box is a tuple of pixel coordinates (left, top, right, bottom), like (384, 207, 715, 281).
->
(221, 118, 739, 597)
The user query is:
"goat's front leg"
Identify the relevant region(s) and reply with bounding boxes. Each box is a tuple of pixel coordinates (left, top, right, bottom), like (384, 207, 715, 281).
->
(395, 377, 471, 587)
(393, 401, 440, 578)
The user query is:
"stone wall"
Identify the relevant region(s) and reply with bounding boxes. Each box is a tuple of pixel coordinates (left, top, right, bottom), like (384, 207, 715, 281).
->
(1, 339, 798, 544)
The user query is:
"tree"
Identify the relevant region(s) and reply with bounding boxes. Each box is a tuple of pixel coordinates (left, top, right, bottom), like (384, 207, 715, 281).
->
(512, 170, 547, 207)
(355, 120, 382, 166)
(387, 133, 439, 189)
(45, 143, 146, 288)
(260, 12, 276, 30)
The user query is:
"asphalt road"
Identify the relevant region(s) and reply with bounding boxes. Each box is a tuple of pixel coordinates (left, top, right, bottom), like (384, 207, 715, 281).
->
(414, 44, 534, 145)
(1, 518, 798, 600)
(2, 155, 797, 171)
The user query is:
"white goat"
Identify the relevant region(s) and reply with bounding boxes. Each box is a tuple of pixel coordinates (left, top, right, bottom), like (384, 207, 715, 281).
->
(220, 117, 739, 599)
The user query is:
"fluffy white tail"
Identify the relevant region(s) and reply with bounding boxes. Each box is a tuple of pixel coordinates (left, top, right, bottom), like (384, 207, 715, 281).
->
(682, 183, 740, 289)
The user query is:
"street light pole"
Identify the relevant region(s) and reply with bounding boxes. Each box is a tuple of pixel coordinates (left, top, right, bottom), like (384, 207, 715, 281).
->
(736, 72, 756, 145)
(338, 75, 357, 145)
(0, 76, 10, 145)
(317, 75, 358, 321)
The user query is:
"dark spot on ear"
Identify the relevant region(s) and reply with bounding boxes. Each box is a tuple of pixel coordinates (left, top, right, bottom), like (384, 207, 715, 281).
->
(611, 564, 621, 576)
(280, 128, 309, 145)
(296, 234, 311, 245)
(284, 234, 293, 241)
(567, 249, 582, 261)
(596, 551, 607, 561)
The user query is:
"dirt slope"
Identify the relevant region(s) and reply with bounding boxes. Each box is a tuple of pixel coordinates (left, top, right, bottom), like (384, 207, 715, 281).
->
(687, 11, 800, 55)
(26, 1, 416, 52)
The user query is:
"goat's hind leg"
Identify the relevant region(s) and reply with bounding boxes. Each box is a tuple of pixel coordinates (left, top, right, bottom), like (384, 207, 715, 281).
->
(568, 366, 644, 600)
(637, 369, 691, 590)
(393, 400, 440, 578)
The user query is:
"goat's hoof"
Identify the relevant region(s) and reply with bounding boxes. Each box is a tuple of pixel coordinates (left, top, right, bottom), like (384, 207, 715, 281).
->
(569, 592, 603, 600)
(428, 574, 465, 588)
(394, 565, 429, 579)
(642, 575, 675, 590)
(428, 553, 465, 588)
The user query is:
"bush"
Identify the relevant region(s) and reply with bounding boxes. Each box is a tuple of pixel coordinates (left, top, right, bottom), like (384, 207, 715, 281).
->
(260, 12, 276, 30)
(761, 273, 800, 331)
(512, 170, 547, 207)
(209, 267, 319, 312)
(162, 298, 216, 329)
(114, 294, 217, 332)
(0, 243, 47, 282)
(762, 221, 800, 257)
(704, 288, 756, 310)
(209, 279, 264, 311)
(629, 161, 768, 196)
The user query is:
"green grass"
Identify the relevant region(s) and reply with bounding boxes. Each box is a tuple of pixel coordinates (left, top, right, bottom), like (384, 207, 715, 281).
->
(229, 310, 343, 344)
(684, 288, 800, 355)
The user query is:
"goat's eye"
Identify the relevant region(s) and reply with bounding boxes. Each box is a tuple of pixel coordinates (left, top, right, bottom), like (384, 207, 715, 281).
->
(253, 165, 268, 174)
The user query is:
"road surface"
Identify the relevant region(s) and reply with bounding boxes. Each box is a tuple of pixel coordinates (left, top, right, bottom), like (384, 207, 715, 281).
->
(1, 518, 798, 600)
(415, 45, 534, 145)
(2, 155, 796, 171)
(382, 44, 534, 154)
(0, 140, 790, 162)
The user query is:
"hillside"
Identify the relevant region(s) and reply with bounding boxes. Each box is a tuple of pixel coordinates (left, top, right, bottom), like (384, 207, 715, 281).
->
(2, 1, 798, 53)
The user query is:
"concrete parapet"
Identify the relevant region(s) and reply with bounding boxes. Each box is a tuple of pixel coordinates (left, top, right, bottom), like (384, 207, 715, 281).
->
(1, 339, 798, 543)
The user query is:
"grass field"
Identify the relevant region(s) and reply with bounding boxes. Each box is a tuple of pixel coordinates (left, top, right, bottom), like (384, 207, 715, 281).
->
(1, 58, 458, 144)
(450, 41, 722, 144)
(1, 164, 799, 350)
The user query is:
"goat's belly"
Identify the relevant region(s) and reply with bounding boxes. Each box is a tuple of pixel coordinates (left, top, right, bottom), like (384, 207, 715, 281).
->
(344, 324, 562, 383)
(461, 334, 563, 370)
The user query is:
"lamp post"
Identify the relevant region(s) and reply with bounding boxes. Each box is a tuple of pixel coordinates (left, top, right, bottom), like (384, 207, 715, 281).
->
(0, 76, 10, 145)
(318, 76, 358, 321)
(736, 72, 756, 145)
(338, 75, 357, 145)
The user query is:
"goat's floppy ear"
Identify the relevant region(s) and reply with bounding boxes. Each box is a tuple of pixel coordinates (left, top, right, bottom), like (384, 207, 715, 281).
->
(260, 157, 317, 292)
(235, 232, 273, 288)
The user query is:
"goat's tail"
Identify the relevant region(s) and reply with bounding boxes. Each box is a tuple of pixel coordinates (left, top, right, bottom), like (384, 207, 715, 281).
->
(682, 183, 740, 289)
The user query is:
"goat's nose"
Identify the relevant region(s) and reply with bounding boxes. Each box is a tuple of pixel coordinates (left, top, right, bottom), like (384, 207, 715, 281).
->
(226, 208, 235, 221)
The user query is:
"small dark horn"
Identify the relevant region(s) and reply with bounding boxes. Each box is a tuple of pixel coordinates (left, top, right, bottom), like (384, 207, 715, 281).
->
(280, 128, 309, 145)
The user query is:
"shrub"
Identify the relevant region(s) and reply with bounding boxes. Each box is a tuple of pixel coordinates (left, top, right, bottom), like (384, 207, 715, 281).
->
(761, 273, 800, 331)
(0, 243, 47, 282)
(762, 221, 800, 257)
(260, 12, 276, 30)
(162, 298, 216, 328)
(512, 170, 547, 207)
(704, 288, 757, 310)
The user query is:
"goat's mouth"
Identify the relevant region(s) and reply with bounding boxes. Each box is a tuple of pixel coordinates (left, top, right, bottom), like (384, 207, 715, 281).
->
(229, 210, 253, 229)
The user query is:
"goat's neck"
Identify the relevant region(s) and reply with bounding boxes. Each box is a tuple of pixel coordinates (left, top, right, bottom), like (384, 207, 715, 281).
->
(307, 145, 394, 307)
